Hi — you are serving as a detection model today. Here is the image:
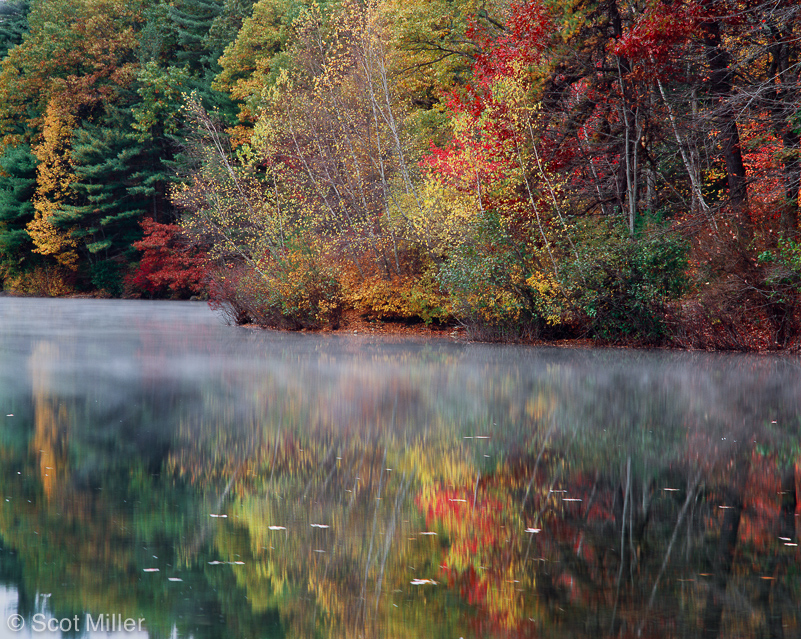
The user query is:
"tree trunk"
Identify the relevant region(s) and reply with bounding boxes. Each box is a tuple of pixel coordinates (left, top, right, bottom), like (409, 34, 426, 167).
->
(701, 19, 751, 237)
(767, 24, 800, 235)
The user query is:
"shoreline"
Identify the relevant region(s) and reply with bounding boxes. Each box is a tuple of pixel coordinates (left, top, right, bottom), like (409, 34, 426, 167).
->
(237, 314, 801, 353)
(3, 292, 799, 352)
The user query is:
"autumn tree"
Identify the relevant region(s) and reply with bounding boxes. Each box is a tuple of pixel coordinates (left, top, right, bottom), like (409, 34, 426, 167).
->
(25, 98, 80, 270)
(176, 0, 450, 326)
(125, 217, 209, 297)
(213, 0, 301, 138)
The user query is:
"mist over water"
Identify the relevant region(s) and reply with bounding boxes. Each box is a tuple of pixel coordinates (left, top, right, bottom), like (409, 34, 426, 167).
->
(0, 298, 799, 638)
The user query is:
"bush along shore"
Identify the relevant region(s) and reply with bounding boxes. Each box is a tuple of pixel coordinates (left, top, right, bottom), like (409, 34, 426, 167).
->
(0, 0, 799, 351)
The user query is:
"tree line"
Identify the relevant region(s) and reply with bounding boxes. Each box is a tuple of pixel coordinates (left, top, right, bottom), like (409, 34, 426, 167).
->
(0, 0, 799, 347)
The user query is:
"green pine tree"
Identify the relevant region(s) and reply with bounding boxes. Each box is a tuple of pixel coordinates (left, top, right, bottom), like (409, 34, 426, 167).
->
(169, 0, 223, 73)
(0, 0, 30, 59)
(0, 143, 37, 277)
(206, 0, 255, 58)
(60, 108, 155, 292)
(137, 0, 178, 65)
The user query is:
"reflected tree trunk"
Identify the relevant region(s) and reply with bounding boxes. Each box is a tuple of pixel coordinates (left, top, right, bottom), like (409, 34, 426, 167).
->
(758, 465, 797, 639)
(701, 464, 747, 639)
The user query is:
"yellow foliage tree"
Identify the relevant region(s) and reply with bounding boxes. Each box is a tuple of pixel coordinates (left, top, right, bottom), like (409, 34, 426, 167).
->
(26, 97, 79, 269)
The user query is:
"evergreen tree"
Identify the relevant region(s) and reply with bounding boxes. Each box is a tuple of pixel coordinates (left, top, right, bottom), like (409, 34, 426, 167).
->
(169, 0, 223, 73)
(0, 143, 36, 275)
(206, 0, 255, 59)
(137, 0, 178, 66)
(0, 0, 30, 59)
(134, 0, 239, 227)
(60, 107, 154, 292)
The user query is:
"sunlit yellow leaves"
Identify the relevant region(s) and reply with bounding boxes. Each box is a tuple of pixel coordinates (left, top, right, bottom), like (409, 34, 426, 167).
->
(416, 177, 479, 258)
(214, 0, 295, 124)
(525, 270, 561, 325)
(26, 205, 79, 269)
(26, 98, 79, 269)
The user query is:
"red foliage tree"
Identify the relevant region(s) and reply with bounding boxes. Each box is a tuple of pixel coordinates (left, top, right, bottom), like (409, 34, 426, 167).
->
(125, 218, 209, 298)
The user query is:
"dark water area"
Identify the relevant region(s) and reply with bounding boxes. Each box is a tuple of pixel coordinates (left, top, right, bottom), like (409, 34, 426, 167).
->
(0, 298, 800, 638)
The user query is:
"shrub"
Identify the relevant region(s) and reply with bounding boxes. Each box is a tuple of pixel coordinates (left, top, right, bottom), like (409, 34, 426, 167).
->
(209, 243, 344, 330)
(125, 219, 209, 298)
(90, 260, 123, 297)
(2, 264, 76, 296)
(675, 219, 800, 350)
(438, 211, 563, 340)
(343, 267, 450, 325)
(755, 237, 801, 346)
(561, 222, 689, 344)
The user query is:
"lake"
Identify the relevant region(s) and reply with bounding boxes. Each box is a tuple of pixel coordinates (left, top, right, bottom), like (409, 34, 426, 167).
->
(0, 297, 799, 638)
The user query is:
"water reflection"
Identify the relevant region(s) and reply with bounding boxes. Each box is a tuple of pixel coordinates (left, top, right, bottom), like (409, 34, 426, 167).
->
(0, 298, 799, 638)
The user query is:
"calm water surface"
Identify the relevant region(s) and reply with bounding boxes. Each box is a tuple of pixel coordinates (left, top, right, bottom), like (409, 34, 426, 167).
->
(0, 298, 800, 639)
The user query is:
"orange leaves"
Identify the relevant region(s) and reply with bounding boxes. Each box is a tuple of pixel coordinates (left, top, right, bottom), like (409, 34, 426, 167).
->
(342, 269, 450, 324)
(736, 451, 799, 556)
(0, 0, 141, 140)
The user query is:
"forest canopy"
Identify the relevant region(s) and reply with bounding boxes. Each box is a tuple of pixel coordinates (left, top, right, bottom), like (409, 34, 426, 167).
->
(0, 0, 798, 348)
